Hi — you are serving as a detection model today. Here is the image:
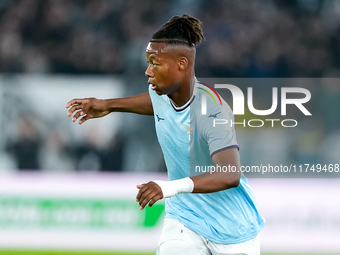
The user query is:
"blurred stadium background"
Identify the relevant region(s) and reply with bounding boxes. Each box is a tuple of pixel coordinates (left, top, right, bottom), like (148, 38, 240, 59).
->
(0, 0, 340, 254)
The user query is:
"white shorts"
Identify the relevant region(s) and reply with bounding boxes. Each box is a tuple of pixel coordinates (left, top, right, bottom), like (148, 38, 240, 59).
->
(156, 218, 260, 255)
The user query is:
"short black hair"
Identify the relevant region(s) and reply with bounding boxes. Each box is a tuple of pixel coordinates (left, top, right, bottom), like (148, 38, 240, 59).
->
(151, 14, 204, 48)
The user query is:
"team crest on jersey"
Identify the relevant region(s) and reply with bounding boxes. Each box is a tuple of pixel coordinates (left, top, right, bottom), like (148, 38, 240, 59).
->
(183, 124, 194, 141)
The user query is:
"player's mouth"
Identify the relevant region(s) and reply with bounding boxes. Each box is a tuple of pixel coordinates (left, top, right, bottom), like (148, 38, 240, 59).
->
(149, 81, 157, 90)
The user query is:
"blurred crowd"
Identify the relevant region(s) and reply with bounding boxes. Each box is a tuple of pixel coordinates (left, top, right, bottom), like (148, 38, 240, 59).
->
(4, 115, 125, 171)
(1, 0, 340, 77)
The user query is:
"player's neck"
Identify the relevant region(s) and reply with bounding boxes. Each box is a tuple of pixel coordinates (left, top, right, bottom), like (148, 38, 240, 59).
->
(168, 75, 195, 108)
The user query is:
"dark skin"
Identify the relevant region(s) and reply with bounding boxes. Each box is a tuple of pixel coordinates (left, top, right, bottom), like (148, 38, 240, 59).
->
(144, 42, 196, 107)
(66, 93, 154, 123)
(66, 42, 241, 210)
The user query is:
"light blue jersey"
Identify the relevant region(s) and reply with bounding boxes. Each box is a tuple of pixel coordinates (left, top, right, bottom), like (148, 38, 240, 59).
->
(149, 80, 265, 244)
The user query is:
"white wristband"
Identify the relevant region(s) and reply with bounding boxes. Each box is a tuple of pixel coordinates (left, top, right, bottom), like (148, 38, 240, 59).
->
(153, 177, 194, 199)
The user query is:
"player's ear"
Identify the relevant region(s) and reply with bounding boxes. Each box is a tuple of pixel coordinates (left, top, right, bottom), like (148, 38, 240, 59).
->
(178, 57, 188, 71)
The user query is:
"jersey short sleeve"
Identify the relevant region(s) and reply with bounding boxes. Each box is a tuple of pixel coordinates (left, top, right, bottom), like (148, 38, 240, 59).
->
(196, 96, 239, 157)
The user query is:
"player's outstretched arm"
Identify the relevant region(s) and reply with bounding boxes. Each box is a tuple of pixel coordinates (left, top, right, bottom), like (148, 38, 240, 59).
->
(66, 92, 153, 124)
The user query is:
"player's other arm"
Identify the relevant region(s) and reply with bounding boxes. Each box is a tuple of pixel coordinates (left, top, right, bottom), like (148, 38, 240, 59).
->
(66, 93, 153, 124)
(136, 148, 240, 210)
(190, 147, 241, 193)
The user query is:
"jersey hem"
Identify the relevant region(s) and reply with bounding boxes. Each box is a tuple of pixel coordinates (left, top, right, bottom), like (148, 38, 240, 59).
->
(165, 214, 265, 245)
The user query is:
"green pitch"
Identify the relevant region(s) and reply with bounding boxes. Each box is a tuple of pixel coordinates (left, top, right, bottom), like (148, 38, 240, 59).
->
(0, 251, 337, 255)
(0, 252, 151, 255)
(0, 252, 152, 255)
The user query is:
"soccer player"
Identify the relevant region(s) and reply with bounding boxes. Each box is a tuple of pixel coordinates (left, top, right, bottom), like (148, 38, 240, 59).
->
(66, 14, 265, 255)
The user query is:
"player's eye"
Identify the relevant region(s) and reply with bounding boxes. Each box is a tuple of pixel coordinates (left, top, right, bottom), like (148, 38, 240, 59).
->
(147, 60, 159, 67)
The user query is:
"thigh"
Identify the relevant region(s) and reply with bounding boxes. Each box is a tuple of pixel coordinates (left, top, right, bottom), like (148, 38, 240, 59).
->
(208, 234, 260, 255)
(157, 218, 211, 255)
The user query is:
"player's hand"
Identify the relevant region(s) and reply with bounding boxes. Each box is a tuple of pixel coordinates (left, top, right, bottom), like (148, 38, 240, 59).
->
(66, 98, 110, 124)
(136, 182, 163, 210)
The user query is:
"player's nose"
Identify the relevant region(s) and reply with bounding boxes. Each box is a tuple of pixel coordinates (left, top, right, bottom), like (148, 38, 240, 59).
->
(145, 65, 153, 78)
